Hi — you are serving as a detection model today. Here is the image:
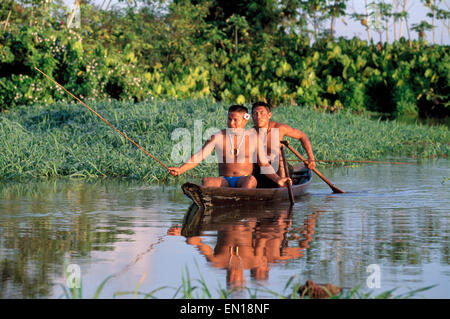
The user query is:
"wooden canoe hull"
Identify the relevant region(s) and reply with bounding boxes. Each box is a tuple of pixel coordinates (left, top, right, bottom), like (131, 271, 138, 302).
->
(182, 169, 312, 208)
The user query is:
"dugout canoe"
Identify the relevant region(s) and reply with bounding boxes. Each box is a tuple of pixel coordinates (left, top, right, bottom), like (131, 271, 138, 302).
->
(181, 166, 312, 208)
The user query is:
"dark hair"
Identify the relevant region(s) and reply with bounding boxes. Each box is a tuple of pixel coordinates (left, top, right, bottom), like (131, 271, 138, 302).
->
(251, 101, 271, 113)
(228, 105, 249, 114)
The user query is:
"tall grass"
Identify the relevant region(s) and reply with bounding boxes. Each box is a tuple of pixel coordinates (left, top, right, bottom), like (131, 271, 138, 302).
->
(1, 99, 449, 182)
(57, 271, 436, 299)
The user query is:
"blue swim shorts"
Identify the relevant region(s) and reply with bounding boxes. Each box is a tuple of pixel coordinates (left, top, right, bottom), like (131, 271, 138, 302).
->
(223, 176, 247, 188)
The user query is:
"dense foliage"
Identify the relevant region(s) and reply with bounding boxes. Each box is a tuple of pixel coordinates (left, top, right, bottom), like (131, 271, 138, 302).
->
(1, 99, 448, 181)
(0, 0, 449, 119)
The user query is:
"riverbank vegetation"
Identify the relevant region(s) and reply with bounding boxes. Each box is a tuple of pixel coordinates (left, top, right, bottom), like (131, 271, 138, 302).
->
(57, 268, 435, 299)
(1, 99, 448, 181)
(1, 1, 449, 121)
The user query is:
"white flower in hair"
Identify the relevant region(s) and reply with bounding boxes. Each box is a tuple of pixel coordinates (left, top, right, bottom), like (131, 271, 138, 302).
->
(244, 113, 250, 120)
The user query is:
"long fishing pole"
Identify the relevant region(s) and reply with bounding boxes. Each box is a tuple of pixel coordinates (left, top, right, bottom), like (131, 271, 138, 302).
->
(35, 67, 170, 171)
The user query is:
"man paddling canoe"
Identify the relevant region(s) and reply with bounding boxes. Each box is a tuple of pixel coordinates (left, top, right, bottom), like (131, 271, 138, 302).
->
(168, 105, 291, 189)
(251, 101, 316, 188)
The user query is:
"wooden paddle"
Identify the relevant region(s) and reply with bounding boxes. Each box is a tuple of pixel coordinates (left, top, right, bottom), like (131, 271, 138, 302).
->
(281, 140, 345, 194)
(280, 144, 295, 205)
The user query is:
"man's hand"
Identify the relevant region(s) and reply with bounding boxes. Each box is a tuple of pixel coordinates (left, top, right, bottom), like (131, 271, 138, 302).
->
(305, 159, 316, 170)
(168, 167, 182, 176)
(277, 177, 292, 188)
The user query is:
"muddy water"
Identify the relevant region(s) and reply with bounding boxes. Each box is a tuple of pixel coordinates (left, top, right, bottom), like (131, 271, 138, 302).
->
(0, 159, 448, 298)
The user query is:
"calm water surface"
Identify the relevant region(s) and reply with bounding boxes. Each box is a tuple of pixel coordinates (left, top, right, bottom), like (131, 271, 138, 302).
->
(0, 159, 449, 299)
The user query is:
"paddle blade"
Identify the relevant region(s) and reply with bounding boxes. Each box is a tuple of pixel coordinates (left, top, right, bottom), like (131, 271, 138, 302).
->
(282, 141, 345, 194)
(311, 168, 345, 193)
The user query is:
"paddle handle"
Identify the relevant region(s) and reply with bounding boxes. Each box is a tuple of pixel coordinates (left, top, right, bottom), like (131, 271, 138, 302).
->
(281, 140, 345, 194)
(280, 145, 295, 204)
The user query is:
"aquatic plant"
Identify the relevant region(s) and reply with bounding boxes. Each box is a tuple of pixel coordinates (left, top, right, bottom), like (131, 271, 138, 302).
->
(0, 99, 448, 182)
(56, 271, 436, 299)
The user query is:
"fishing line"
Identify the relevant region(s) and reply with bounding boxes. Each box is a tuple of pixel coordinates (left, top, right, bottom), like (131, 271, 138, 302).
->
(35, 67, 170, 171)
(113, 234, 166, 279)
(287, 159, 415, 165)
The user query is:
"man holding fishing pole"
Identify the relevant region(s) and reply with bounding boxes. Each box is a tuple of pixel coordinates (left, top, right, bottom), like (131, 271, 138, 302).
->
(36, 67, 345, 193)
(251, 101, 316, 188)
(168, 105, 291, 189)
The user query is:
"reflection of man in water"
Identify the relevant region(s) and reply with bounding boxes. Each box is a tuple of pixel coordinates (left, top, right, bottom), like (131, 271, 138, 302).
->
(168, 210, 320, 289)
(185, 222, 260, 288)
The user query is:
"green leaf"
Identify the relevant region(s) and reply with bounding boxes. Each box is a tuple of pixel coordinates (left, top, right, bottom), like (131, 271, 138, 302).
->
(93, 275, 114, 299)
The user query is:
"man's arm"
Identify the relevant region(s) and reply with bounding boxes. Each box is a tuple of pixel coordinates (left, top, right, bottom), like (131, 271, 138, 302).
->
(256, 132, 291, 187)
(280, 124, 316, 169)
(169, 135, 216, 176)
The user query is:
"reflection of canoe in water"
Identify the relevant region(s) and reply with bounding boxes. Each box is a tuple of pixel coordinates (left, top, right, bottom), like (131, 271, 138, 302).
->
(181, 202, 294, 237)
(182, 166, 312, 208)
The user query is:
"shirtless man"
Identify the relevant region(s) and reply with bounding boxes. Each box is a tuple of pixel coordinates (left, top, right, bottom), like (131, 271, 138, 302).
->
(168, 105, 290, 188)
(251, 101, 316, 188)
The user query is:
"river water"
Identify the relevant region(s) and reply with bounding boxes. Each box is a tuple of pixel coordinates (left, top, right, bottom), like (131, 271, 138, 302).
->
(0, 159, 449, 299)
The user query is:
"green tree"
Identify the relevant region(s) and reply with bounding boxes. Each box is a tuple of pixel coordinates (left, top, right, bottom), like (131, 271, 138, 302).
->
(411, 20, 434, 40)
(298, 0, 327, 41)
(367, 1, 392, 43)
(325, 0, 348, 39)
(188, 0, 303, 37)
(420, 0, 449, 43)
